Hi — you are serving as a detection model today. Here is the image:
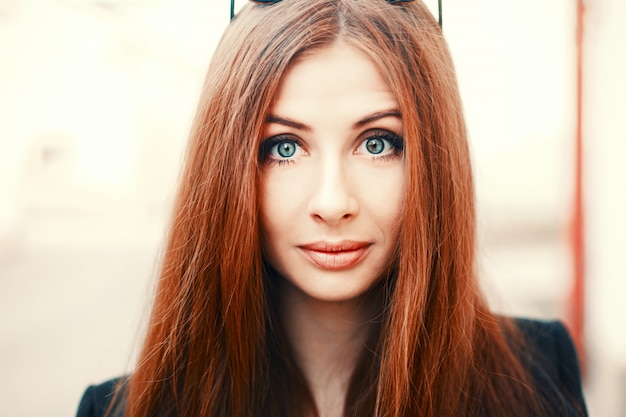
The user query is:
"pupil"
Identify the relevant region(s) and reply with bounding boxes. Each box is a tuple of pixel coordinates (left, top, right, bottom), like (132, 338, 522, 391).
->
(366, 138, 384, 154)
(278, 142, 296, 158)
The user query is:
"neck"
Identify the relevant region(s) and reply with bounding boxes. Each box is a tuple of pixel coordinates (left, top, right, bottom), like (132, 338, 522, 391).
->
(277, 280, 379, 417)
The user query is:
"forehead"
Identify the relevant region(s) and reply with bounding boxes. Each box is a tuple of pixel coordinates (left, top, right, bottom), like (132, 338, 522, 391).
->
(271, 41, 398, 119)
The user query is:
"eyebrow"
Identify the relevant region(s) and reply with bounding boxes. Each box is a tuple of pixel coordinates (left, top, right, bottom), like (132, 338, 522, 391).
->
(352, 110, 402, 129)
(266, 115, 312, 132)
(266, 109, 402, 132)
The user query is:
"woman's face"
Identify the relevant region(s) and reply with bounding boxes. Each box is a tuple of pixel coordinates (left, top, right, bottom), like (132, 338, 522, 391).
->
(259, 41, 405, 303)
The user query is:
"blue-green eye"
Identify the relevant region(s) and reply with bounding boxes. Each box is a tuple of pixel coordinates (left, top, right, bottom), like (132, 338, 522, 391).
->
(260, 135, 305, 165)
(276, 141, 296, 158)
(365, 137, 385, 154)
(357, 130, 404, 158)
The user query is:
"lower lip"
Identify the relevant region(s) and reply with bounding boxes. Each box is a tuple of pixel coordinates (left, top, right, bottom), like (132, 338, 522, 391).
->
(300, 247, 369, 270)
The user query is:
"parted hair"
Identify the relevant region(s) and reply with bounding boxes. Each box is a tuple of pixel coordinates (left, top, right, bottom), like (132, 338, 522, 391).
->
(118, 1, 579, 416)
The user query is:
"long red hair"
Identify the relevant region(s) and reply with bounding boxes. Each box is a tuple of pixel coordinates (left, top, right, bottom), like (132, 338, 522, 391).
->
(116, 1, 582, 416)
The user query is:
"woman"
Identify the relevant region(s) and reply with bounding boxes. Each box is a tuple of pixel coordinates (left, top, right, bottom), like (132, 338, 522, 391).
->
(77, 1, 587, 416)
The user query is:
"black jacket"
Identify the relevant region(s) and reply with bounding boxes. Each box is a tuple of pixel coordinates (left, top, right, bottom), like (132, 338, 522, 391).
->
(76, 318, 588, 417)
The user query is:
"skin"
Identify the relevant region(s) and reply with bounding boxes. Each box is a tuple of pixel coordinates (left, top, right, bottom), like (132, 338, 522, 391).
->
(259, 41, 405, 416)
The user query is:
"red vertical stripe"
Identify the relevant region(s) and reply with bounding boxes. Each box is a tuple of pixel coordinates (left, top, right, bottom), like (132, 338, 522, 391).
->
(570, 0, 586, 376)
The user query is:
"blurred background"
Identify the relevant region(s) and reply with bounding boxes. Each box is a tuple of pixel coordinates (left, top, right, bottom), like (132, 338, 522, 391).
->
(0, 0, 624, 416)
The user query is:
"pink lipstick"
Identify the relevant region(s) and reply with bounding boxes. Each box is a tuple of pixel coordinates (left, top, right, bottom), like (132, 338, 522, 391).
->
(298, 241, 371, 270)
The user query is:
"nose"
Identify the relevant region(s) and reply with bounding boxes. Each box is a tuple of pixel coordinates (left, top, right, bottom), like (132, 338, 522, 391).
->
(308, 157, 359, 224)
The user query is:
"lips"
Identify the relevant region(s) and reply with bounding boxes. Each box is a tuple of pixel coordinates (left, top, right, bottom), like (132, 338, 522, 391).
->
(298, 241, 371, 270)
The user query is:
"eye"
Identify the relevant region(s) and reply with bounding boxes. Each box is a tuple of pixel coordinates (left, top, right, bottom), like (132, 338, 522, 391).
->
(260, 135, 305, 165)
(275, 141, 297, 158)
(356, 130, 404, 159)
(364, 137, 385, 154)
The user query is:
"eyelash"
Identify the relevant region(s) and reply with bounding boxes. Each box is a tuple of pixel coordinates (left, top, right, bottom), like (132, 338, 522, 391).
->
(260, 135, 304, 167)
(361, 130, 404, 161)
(259, 130, 404, 166)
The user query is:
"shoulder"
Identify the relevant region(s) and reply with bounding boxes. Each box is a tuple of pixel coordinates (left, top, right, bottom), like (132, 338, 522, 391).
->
(511, 317, 588, 416)
(515, 318, 578, 364)
(76, 377, 127, 417)
(513, 318, 582, 386)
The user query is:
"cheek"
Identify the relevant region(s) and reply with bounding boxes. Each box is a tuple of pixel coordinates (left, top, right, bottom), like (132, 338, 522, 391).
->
(259, 177, 278, 239)
(380, 186, 404, 241)
(258, 170, 302, 242)
(258, 179, 280, 267)
(357, 164, 405, 223)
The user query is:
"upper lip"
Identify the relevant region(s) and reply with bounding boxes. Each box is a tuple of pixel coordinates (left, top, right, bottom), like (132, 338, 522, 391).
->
(298, 241, 371, 252)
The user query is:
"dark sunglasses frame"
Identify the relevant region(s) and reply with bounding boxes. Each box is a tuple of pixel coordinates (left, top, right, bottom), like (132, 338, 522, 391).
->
(230, 0, 443, 28)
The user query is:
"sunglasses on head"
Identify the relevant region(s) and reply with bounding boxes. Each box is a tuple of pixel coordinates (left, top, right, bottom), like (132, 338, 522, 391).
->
(230, 0, 443, 28)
